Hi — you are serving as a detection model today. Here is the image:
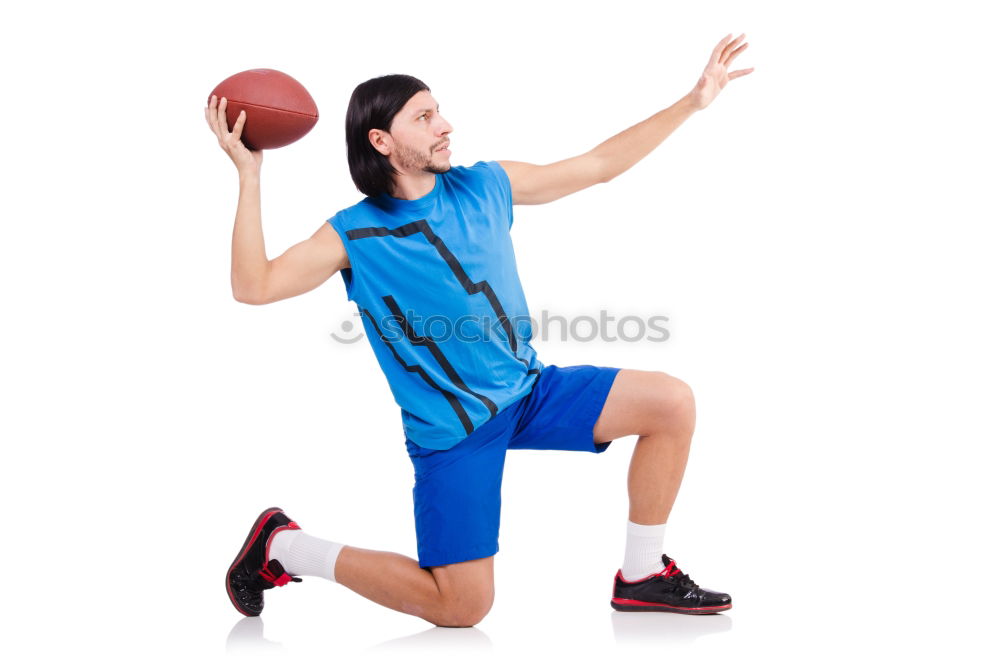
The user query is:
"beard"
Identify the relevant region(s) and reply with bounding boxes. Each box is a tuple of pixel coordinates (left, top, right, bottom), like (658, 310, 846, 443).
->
(394, 140, 451, 174)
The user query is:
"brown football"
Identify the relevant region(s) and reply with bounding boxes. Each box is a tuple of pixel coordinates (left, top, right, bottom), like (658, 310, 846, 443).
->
(207, 69, 318, 150)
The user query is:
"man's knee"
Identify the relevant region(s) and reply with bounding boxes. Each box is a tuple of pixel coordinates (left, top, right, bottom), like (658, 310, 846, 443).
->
(433, 586, 493, 628)
(428, 557, 495, 627)
(433, 589, 494, 627)
(652, 372, 696, 429)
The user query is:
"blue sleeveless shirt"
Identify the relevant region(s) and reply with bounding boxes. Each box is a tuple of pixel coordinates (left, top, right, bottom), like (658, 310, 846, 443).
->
(327, 160, 544, 450)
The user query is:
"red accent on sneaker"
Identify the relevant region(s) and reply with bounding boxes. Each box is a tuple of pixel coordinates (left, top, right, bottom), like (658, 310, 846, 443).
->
(615, 560, 682, 584)
(611, 596, 730, 612)
(659, 559, 682, 579)
(226, 507, 284, 617)
(259, 565, 295, 587)
(229, 508, 282, 581)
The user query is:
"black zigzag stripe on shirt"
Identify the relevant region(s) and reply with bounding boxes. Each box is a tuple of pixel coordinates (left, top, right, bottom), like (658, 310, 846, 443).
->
(346, 219, 534, 372)
(359, 307, 475, 435)
(382, 295, 499, 419)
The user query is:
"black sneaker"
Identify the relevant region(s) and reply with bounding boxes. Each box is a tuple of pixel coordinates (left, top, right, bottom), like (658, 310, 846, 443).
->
(226, 507, 303, 617)
(610, 554, 732, 614)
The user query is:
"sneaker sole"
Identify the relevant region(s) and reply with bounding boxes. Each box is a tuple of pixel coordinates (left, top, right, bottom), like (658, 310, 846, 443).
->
(610, 597, 732, 614)
(226, 506, 285, 617)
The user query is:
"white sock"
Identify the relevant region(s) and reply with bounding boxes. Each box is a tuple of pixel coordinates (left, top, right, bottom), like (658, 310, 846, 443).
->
(268, 529, 345, 583)
(621, 520, 667, 581)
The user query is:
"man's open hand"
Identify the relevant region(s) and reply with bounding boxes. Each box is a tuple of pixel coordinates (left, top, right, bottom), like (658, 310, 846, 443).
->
(689, 33, 754, 111)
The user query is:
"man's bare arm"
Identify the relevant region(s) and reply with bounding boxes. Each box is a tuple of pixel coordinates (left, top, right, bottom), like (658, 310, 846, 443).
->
(497, 94, 697, 205)
(207, 95, 349, 306)
(498, 34, 752, 206)
(496, 154, 606, 206)
(226, 167, 349, 306)
(236, 221, 350, 305)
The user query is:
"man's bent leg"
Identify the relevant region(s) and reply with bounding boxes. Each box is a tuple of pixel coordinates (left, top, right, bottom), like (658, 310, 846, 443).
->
(592, 369, 696, 524)
(335, 546, 494, 627)
(594, 369, 731, 612)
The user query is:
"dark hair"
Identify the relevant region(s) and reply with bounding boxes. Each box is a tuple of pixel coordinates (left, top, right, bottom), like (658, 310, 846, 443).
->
(346, 74, 429, 199)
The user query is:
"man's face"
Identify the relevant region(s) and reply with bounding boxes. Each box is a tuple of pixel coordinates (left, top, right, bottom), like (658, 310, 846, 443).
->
(377, 90, 453, 175)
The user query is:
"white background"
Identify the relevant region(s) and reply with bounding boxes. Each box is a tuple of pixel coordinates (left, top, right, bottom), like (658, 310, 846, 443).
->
(2, 0, 997, 659)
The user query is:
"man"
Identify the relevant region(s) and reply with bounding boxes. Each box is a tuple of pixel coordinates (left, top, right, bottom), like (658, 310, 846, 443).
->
(207, 34, 753, 627)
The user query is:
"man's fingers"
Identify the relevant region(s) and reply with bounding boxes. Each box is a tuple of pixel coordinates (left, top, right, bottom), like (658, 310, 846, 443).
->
(724, 42, 749, 68)
(709, 33, 731, 65)
(720, 34, 746, 65)
(232, 109, 247, 142)
(206, 95, 222, 139)
(211, 96, 225, 138)
(217, 96, 230, 134)
(205, 105, 219, 138)
(728, 68, 755, 80)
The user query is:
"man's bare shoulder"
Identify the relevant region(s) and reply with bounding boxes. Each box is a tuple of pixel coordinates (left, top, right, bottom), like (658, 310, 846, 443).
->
(313, 220, 351, 270)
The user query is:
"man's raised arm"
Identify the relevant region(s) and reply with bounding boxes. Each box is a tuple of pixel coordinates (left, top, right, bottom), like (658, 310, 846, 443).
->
(205, 95, 348, 306)
(499, 33, 753, 206)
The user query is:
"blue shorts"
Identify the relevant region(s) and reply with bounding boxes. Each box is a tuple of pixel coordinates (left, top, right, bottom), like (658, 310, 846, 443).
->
(405, 363, 622, 569)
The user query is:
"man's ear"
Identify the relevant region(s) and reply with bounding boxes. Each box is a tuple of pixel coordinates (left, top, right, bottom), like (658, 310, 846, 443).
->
(369, 128, 392, 156)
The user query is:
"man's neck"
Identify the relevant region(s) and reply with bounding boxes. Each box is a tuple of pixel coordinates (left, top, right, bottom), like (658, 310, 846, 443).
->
(389, 171, 437, 200)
